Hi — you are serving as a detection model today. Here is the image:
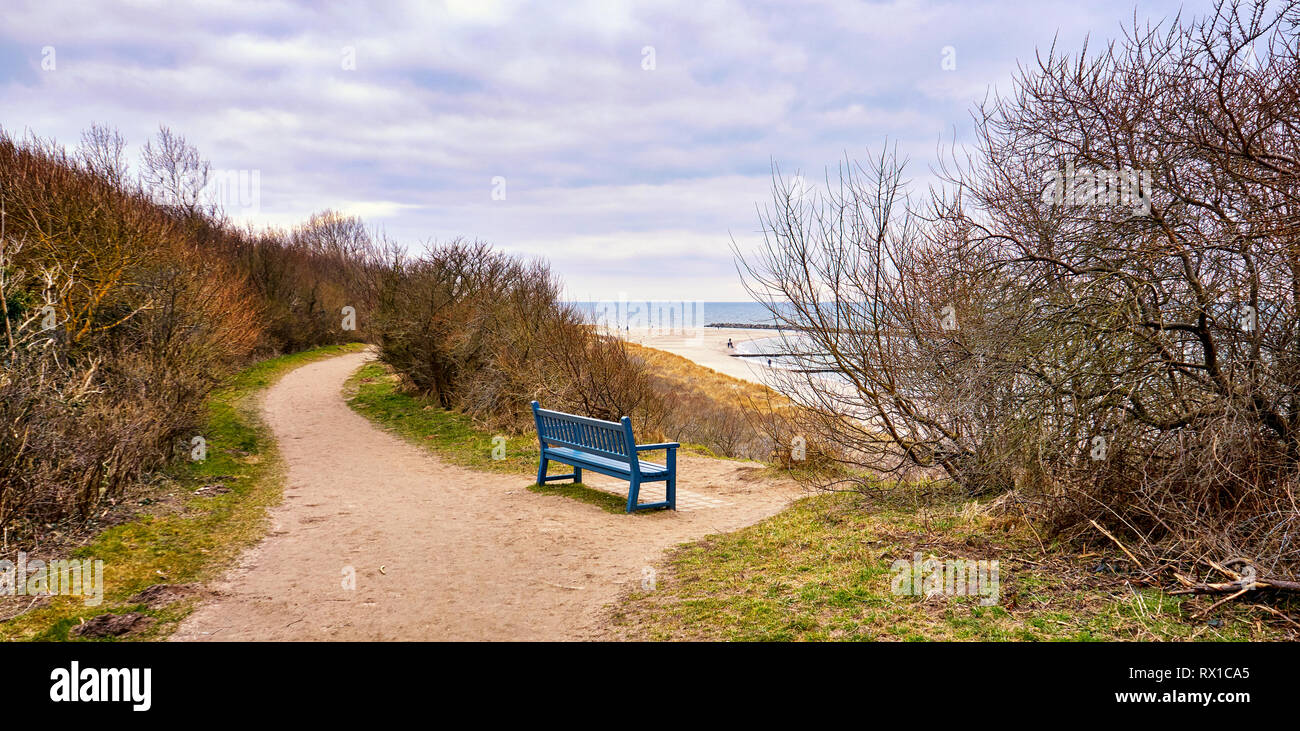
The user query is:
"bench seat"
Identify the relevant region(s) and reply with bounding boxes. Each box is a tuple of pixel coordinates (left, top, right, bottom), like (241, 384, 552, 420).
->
(543, 447, 669, 479)
(531, 401, 678, 512)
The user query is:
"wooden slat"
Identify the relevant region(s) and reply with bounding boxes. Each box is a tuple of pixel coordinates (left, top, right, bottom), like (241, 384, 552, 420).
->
(532, 400, 676, 513)
(536, 408, 629, 459)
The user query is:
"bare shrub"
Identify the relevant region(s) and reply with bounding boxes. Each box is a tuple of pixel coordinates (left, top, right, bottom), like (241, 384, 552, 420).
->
(372, 240, 662, 433)
(944, 0, 1300, 576)
(0, 130, 260, 533)
(229, 210, 380, 353)
(739, 0, 1300, 580)
(738, 149, 1015, 492)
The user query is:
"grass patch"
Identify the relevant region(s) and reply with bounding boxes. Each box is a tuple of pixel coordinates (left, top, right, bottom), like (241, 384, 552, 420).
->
(346, 362, 631, 512)
(611, 491, 1297, 642)
(526, 483, 630, 514)
(344, 362, 540, 474)
(346, 362, 659, 514)
(0, 342, 366, 641)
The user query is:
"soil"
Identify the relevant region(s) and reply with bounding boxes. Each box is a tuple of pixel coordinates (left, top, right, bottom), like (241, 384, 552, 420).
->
(172, 351, 799, 641)
(74, 612, 154, 638)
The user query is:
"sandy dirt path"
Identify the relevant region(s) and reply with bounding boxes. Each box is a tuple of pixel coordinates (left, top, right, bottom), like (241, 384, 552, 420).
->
(172, 351, 797, 641)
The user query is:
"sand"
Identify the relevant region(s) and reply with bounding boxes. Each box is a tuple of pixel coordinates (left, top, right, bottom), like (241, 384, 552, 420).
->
(172, 350, 797, 641)
(624, 326, 776, 386)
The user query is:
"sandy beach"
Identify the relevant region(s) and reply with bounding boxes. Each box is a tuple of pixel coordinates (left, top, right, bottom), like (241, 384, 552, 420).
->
(623, 327, 776, 386)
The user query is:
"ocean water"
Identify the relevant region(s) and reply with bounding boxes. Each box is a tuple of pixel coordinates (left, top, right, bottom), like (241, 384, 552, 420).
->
(570, 300, 842, 376)
(569, 300, 783, 328)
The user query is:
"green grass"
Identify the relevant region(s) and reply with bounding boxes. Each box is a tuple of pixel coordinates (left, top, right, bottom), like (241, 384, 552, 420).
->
(524, 483, 630, 514)
(0, 342, 366, 641)
(345, 362, 639, 514)
(348, 360, 1296, 641)
(610, 492, 1295, 642)
(344, 363, 539, 474)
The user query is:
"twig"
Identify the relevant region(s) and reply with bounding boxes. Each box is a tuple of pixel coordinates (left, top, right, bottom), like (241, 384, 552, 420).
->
(0, 596, 43, 623)
(1088, 519, 1146, 570)
(1171, 575, 1300, 595)
(1251, 603, 1300, 630)
(1203, 557, 1243, 581)
(1197, 587, 1249, 617)
(1017, 501, 1047, 556)
(1127, 582, 1150, 619)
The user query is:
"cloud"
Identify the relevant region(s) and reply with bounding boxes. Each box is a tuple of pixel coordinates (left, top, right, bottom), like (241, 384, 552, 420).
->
(0, 0, 1196, 299)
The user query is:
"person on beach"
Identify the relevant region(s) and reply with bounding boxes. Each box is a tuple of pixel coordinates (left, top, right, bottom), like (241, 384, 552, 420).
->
(727, 338, 733, 349)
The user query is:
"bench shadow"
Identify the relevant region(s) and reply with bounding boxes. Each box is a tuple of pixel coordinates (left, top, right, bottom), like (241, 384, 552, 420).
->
(526, 482, 659, 515)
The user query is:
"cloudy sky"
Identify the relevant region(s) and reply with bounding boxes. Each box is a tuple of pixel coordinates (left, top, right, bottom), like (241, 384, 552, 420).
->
(0, 0, 1198, 300)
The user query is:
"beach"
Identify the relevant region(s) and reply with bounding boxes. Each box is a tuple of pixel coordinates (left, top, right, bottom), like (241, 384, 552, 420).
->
(624, 327, 774, 386)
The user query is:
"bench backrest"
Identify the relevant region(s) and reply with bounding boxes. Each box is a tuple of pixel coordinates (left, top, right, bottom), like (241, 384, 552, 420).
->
(531, 401, 635, 462)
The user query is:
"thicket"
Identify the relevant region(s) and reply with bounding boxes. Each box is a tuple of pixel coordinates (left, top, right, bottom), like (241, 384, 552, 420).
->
(740, 0, 1300, 585)
(0, 124, 694, 539)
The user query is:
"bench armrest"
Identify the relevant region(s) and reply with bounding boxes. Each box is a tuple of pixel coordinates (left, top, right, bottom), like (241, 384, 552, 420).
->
(635, 442, 680, 452)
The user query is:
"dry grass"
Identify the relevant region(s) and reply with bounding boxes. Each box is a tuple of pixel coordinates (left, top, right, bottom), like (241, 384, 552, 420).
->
(610, 490, 1300, 641)
(624, 341, 784, 409)
(625, 341, 787, 460)
(0, 343, 364, 641)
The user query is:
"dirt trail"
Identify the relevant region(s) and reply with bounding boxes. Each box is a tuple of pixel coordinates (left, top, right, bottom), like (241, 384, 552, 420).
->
(172, 351, 797, 641)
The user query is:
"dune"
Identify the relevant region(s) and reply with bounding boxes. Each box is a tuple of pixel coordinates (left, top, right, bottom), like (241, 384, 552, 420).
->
(621, 326, 774, 386)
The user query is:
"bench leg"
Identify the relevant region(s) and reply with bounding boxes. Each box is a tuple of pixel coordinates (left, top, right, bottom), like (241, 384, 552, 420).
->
(573, 467, 582, 484)
(666, 449, 678, 510)
(536, 457, 547, 485)
(626, 477, 640, 513)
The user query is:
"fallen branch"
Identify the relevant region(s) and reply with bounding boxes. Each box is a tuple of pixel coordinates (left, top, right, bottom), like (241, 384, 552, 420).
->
(1088, 519, 1146, 570)
(1170, 574, 1300, 595)
(1250, 603, 1300, 630)
(1196, 587, 1250, 617)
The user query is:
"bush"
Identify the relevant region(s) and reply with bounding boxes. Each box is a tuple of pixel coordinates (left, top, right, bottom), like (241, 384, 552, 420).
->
(0, 132, 260, 532)
(0, 126, 378, 537)
(372, 239, 663, 434)
(738, 0, 1300, 579)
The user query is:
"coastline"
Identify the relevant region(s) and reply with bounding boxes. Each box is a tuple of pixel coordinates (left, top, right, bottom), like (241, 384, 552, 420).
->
(621, 326, 774, 386)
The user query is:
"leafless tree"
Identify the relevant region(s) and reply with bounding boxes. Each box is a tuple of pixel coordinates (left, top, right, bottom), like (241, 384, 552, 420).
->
(740, 0, 1300, 581)
(77, 123, 129, 187)
(738, 148, 1021, 494)
(140, 125, 210, 217)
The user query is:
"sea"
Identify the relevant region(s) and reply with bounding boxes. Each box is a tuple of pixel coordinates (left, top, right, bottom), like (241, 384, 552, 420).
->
(569, 300, 785, 329)
(570, 300, 819, 372)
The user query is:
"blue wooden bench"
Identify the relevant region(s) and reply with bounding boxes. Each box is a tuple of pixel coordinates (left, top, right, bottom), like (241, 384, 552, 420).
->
(531, 401, 679, 512)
